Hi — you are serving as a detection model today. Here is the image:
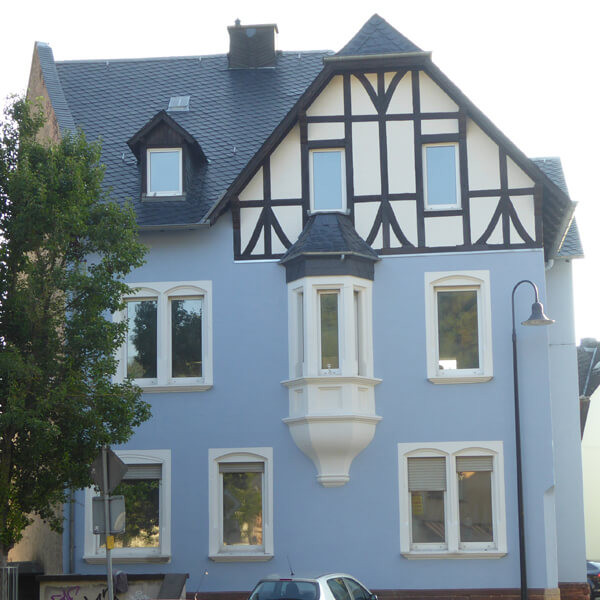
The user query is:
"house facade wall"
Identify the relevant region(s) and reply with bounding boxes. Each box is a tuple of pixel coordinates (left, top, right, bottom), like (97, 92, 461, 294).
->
(545, 260, 586, 580)
(65, 216, 563, 594)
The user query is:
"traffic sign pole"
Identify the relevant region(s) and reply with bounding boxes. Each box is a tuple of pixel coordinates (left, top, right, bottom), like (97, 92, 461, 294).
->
(102, 446, 114, 600)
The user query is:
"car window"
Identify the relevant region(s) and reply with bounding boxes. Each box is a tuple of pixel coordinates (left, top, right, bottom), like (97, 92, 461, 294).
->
(343, 579, 370, 600)
(250, 581, 319, 600)
(327, 578, 351, 600)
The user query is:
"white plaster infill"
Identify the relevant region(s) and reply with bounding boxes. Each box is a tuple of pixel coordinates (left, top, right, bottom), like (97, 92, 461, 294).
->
(282, 376, 382, 487)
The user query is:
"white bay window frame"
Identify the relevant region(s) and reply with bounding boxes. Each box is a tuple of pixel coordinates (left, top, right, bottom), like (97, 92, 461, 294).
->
(397, 441, 506, 559)
(83, 449, 171, 563)
(116, 280, 213, 391)
(208, 447, 274, 562)
(424, 270, 493, 384)
(288, 276, 373, 379)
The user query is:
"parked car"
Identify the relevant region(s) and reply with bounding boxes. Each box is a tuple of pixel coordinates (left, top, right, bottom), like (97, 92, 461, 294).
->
(248, 574, 377, 600)
(588, 562, 600, 598)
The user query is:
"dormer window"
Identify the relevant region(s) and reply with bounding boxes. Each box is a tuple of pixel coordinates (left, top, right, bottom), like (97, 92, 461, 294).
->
(147, 148, 182, 196)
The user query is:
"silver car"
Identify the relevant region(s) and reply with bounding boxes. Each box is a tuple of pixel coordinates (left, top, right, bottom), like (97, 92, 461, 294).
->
(248, 574, 377, 600)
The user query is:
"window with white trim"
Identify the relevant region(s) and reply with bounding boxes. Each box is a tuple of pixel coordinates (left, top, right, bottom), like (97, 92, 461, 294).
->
(424, 271, 493, 384)
(147, 148, 182, 196)
(289, 277, 372, 379)
(398, 441, 506, 558)
(423, 143, 460, 210)
(208, 448, 273, 562)
(83, 449, 171, 563)
(309, 149, 347, 212)
(116, 280, 212, 391)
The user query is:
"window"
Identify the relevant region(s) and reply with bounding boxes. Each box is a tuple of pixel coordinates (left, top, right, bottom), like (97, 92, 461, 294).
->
(83, 449, 171, 563)
(424, 271, 493, 384)
(208, 448, 273, 562)
(423, 143, 460, 210)
(289, 277, 372, 379)
(147, 148, 182, 196)
(310, 149, 346, 212)
(398, 441, 506, 558)
(116, 281, 212, 391)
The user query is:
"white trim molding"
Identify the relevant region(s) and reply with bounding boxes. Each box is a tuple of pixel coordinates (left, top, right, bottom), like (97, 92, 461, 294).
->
(83, 449, 171, 564)
(283, 276, 381, 486)
(424, 270, 493, 384)
(208, 447, 274, 562)
(115, 280, 213, 391)
(397, 441, 507, 559)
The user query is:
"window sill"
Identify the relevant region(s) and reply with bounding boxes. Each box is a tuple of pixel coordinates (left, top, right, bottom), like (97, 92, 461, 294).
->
(402, 550, 506, 560)
(137, 383, 213, 393)
(84, 553, 171, 564)
(209, 553, 273, 563)
(282, 375, 382, 387)
(141, 193, 186, 202)
(428, 375, 493, 385)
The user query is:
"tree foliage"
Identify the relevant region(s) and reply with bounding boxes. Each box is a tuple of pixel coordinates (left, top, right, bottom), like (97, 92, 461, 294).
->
(0, 98, 151, 563)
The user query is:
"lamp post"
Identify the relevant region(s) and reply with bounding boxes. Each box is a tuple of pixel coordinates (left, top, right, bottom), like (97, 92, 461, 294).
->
(511, 280, 554, 600)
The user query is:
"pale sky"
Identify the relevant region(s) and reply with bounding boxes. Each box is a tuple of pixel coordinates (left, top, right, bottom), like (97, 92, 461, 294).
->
(2, 0, 599, 343)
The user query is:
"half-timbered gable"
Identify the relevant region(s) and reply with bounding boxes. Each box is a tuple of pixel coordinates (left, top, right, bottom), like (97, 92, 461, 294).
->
(229, 17, 570, 261)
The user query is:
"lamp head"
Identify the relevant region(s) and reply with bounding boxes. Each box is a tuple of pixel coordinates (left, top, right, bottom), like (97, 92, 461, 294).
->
(522, 301, 555, 326)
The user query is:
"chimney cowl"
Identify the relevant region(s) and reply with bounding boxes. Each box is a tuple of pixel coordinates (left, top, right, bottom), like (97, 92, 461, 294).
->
(228, 21, 278, 69)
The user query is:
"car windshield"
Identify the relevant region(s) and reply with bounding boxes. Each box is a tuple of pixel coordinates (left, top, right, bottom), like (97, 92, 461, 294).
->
(249, 581, 320, 600)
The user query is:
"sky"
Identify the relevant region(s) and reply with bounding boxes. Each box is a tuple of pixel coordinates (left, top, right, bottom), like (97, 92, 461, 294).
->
(1, 0, 599, 342)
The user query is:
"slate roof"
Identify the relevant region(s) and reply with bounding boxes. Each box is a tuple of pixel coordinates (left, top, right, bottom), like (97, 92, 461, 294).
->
(532, 157, 583, 258)
(280, 213, 380, 264)
(39, 45, 329, 228)
(578, 339, 600, 397)
(336, 14, 422, 56)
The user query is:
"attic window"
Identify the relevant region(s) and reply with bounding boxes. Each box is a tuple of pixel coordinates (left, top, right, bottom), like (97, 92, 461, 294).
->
(147, 148, 182, 196)
(167, 96, 190, 112)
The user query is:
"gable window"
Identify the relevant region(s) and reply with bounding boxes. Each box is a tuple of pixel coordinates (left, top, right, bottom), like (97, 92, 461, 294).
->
(208, 448, 273, 562)
(83, 449, 171, 563)
(424, 271, 492, 384)
(310, 149, 346, 212)
(398, 441, 506, 558)
(147, 148, 182, 196)
(423, 143, 460, 210)
(117, 280, 212, 391)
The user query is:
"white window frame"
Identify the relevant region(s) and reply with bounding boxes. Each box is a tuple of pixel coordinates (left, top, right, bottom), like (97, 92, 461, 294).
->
(115, 280, 213, 391)
(422, 143, 461, 210)
(309, 148, 347, 213)
(398, 441, 506, 559)
(208, 447, 274, 562)
(288, 277, 373, 380)
(147, 148, 183, 196)
(424, 270, 493, 384)
(83, 449, 171, 564)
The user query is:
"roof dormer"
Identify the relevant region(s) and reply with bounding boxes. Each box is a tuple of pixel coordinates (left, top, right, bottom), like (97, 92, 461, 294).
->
(127, 110, 206, 200)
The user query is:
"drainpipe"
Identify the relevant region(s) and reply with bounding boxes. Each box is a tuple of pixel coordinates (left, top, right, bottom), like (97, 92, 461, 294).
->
(68, 490, 74, 574)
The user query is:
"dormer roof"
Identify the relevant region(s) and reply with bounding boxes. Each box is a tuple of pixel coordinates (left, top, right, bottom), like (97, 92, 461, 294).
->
(127, 110, 207, 163)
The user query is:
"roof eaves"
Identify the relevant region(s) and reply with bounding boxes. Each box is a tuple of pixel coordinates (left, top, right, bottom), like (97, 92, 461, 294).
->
(324, 51, 431, 63)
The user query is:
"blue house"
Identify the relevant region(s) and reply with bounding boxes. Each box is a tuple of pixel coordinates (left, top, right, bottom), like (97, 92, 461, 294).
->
(22, 14, 586, 600)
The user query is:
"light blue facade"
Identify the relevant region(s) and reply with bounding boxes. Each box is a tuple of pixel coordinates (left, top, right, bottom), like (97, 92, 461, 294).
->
(62, 215, 577, 593)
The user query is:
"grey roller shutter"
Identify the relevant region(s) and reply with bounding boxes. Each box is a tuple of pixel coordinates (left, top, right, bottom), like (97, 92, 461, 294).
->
(219, 462, 264, 474)
(456, 456, 493, 472)
(408, 457, 446, 491)
(124, 464, 162, 479)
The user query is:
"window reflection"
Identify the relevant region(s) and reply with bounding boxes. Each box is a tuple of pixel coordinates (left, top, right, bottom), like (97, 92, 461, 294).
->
(320, 292, 339, 370)
(437, 289, 479, 370)
(222, 471, 263, 546)
(458, 469, 493, 542)
(127, 300, 157, 378)
(171, 298, 203, 378)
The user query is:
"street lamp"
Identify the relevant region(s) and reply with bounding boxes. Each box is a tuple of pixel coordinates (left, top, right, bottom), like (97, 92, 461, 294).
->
(511, 280, 554, 600)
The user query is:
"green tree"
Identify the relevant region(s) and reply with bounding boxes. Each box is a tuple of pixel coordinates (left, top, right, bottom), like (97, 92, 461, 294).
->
(0, 98, 151, 565)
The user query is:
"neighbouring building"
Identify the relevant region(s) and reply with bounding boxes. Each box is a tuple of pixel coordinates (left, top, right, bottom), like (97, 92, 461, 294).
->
(17, 14, 586, 600)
